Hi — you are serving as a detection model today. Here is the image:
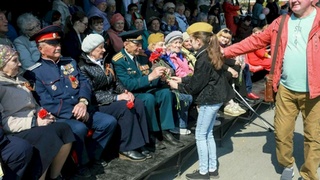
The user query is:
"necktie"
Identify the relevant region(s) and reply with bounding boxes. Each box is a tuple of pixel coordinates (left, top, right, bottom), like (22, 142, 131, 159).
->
(133, 57, 139, 67)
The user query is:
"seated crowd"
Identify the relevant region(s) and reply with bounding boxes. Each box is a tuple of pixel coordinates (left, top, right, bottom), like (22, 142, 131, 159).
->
(0, 0, 271, 179)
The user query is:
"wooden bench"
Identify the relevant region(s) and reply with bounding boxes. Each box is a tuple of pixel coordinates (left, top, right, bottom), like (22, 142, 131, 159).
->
(61, 78, 268, 179)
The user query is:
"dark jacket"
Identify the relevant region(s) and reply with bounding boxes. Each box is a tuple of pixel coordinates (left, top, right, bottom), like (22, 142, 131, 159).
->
(61, 28, 85, 62)
(78, 53, 126, 105)
(179, 46, 232, 105)
(24, 57, 93, 119)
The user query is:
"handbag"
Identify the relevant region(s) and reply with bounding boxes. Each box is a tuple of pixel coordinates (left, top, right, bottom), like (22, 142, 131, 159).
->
(264, 14, 286, 102)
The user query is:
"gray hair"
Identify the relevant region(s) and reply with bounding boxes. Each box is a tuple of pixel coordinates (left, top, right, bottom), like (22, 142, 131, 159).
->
(197, 12, 208, 22)
(16, 13, 40, 35)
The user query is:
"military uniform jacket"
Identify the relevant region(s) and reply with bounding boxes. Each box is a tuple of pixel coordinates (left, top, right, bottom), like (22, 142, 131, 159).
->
(24, 57, 92, 119)
(112, 49, 163, 93)
(179, 46, 232, 105)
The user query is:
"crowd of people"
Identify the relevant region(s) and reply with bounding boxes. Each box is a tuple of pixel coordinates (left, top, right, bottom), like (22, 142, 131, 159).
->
(0, 0, 319, 180)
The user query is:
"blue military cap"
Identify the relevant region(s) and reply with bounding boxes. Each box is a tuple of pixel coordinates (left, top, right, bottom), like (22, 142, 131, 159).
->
(118, 30, 144, 44)
(29, 25, 63, 45)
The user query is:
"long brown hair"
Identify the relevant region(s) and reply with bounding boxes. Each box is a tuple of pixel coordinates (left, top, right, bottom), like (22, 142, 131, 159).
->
(191, 31, 224, 70)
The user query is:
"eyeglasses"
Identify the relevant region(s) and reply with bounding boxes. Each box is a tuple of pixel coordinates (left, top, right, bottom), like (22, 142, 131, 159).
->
(80, 21, 88, 26)
(222, 29, 232, 35)
(25, 23, 41, 32)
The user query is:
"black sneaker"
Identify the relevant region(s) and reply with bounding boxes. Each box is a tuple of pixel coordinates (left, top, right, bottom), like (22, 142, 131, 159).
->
(93, 159, 108, 167)
(75, 166, 92, 178)
(209, 169, 219, 179)
(186, 170, 210, 180)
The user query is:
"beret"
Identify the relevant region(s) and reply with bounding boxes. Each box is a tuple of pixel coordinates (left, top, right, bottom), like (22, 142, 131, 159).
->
(110, 13, 124, 25)
(164, 30, 182, 45)
(81, 34, 105, 53)
(186, 22, 213, 35)
(0, 45, 18, 69)
(148, 33, 164, 44)
(29, 25, 63, 44)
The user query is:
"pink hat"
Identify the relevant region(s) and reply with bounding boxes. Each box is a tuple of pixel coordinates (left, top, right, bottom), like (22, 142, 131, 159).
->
(110, 13, 125, 25)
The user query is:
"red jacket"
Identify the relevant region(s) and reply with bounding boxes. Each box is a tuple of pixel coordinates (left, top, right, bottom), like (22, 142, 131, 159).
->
(224, 8, 320, 99)
(222, 2, 240, 35)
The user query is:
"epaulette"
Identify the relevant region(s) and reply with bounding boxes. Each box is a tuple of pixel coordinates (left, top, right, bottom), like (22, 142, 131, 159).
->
(112, 52, 124, 62)
(26, 62, 41, 71)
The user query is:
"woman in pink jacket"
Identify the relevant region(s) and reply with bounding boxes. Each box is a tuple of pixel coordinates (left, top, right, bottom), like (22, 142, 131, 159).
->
(164, 31, 193, 78)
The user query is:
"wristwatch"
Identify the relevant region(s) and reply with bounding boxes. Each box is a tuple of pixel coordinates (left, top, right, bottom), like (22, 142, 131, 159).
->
(79, 98, 88, 106)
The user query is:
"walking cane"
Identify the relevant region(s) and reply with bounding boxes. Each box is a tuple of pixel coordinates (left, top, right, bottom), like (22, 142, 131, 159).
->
(232, 84, 275, 132)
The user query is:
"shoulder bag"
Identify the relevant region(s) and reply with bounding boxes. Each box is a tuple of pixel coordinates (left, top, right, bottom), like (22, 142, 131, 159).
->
(264, 15, 286, 102)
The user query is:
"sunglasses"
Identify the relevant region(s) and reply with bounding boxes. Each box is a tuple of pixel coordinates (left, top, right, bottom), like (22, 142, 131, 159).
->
(222, 29, 232, 35)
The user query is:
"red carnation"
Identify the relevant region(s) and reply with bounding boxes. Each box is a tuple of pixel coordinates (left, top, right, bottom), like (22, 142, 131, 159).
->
(149, 52, 161, 62)
(87, 129, 94, 137)
(155, 48, 163, 54)
(38, 108, 48, 119)
(126, 100, 134, 109)
(149, 48, 163, 63)
(70, 76, 77, 82)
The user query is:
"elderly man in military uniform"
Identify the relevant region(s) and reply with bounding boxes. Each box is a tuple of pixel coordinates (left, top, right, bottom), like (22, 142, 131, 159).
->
(24, 25, 117, 178)
(112, 30, 184, 149)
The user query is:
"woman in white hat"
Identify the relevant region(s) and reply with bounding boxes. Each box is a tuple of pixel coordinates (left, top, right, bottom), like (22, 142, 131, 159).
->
(78, 34, 151, 162)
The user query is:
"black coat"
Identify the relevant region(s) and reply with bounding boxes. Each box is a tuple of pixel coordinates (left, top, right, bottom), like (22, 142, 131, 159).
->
(178, 46, 233, 105)
(78, 54, 126, 105)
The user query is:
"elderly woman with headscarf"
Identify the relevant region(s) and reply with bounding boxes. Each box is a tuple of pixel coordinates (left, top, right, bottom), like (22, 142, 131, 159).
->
(0, 44, 75, 180)
(78, 34, 151, 161)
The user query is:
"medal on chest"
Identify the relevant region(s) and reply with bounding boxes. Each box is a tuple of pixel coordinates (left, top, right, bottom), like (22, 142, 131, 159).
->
(69, 75, 79, 89)
(139, 65, 150, 75)
(61, 63, 75, 75)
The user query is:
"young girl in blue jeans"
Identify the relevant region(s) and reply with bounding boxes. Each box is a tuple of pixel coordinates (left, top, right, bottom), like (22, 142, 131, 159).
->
(167, 22, 231, 180)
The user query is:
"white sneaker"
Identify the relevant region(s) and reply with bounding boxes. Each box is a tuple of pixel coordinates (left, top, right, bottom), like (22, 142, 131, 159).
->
(224, 104, 244, 117)
(280, 167, 294, 180)
(169, 127, 191, 135)
(233, 103, 246, 113)
(214, 120, 221, 126)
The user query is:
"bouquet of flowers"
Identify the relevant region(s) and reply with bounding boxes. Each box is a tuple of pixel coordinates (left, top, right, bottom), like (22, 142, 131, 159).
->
(149, 48, 170, 79)
(149, 48, 184, 110)
(149, 48, 164, 65)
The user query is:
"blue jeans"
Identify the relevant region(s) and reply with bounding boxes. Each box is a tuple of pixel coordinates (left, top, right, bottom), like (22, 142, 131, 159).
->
(244, 64, 253, 93)
(174, 92, 193, 129)
(196, 103, 223, 174)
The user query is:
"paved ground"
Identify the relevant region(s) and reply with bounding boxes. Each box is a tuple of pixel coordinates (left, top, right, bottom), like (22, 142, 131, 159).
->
(151, 102, 315, 180)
